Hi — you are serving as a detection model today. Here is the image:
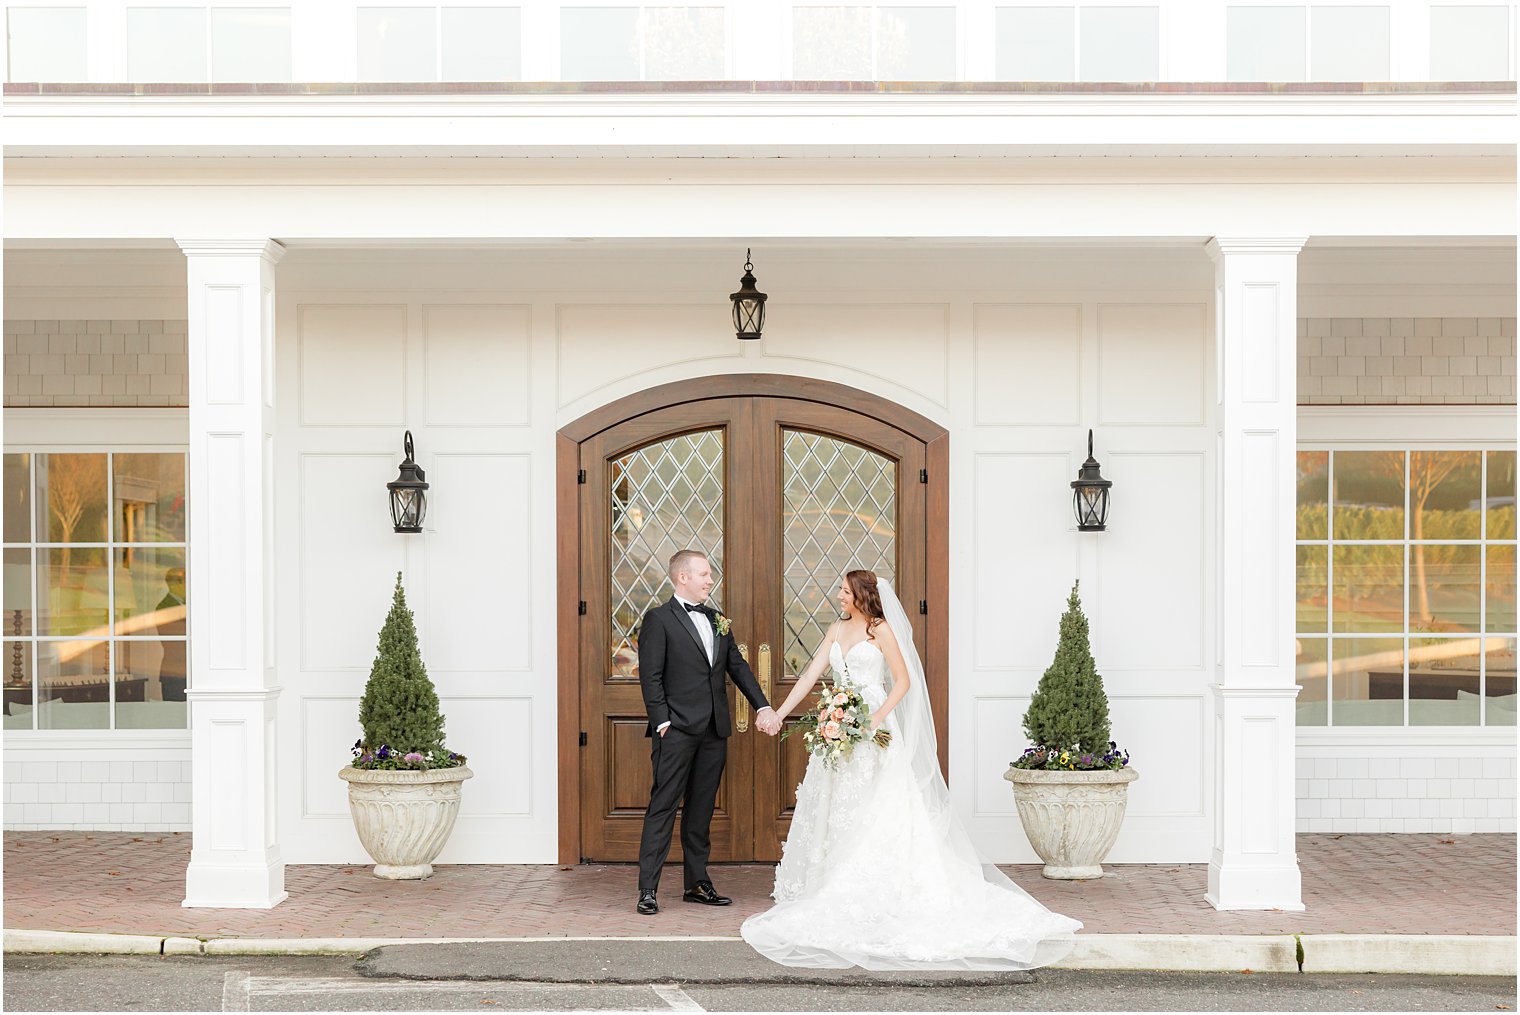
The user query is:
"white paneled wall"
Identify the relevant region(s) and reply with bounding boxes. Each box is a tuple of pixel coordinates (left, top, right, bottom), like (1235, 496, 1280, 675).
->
(1298, 316, 1517, 405)
(3, 319, 188, 407)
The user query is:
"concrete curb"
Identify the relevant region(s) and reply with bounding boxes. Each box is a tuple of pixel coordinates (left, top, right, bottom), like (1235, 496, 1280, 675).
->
(5, 929, 1515, 976)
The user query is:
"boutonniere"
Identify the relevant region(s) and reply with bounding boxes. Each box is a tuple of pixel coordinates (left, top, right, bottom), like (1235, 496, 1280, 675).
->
(713, 613, 732, 637)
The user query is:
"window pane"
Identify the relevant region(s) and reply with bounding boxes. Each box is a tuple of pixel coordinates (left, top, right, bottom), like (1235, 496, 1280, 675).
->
(6, 7, 86, 83)
(114, 453, 186, 543)
(995, 6, 1074, 81)
(36, 546, 109, 637)
(1297, 450, 1328, 538)
(1486, 636, 1516, 726)
(37, 639, 110, 729)
(1408, 637, 1480, 726)
(1332, 543, 1403, 633)
(792, 6, 872, 79)
(1310, 5, 1389, 81)
(1295, 636, 1327, 725)
(1333, 450, 1403, 540)
(1297, 544, 1327, 632)
(1430, 5, 1509, 81)
(1489, 544, 1516, 633)
(211, 8, 292, 82)
(116, 640, 187, 729)
(643, 7, 725, 81)
(562, 6, 640, 80)
(1487, 450, 1516, 539)
(877, 6, 955, 80)
(1080, 6, 1158, 81)
(4, 640, 33, 730)
(115, 547, 186, 637)
(1330, 637, 1403, 726)
(127, 7, 209, 82)
(1410, 450, 1480, 539)
(1411, 544, 1480, 633)
(441, 7, 522, 81)
(36, 454, 109, 544)
(358, 7, 436, 82)
(3, 453, 30, 543)
(4, 548, 32, 636)
(1226, 5, 1305, 82)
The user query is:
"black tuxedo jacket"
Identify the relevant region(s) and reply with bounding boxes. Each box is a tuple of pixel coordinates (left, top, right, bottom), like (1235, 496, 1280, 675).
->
(638, 597, 769, 737)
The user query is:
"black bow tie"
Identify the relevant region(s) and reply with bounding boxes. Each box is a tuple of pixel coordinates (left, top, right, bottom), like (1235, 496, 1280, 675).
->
(682, 602, 708, 614)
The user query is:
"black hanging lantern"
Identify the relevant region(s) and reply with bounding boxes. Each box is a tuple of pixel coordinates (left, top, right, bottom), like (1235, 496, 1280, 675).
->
(1071, 429, 1112, 532)
(729, 248, 767, 340)
(388, 431, 428, 533)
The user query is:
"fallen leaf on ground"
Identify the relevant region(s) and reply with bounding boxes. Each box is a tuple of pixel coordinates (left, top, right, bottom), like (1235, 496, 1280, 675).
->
(1239, 969, 1254, 974)
(1438, 838, 1456, 844)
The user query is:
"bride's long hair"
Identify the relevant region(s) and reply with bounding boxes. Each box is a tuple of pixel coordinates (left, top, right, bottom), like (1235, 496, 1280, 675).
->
(844, 569, 886, 641)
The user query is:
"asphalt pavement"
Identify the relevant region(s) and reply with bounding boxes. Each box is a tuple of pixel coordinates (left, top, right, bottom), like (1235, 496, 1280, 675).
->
(4, 951, 1516, 1013)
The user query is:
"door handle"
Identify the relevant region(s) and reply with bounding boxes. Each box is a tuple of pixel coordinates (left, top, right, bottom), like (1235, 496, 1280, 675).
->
(759, 644, 772, 700)
(735, 643, 750, 732)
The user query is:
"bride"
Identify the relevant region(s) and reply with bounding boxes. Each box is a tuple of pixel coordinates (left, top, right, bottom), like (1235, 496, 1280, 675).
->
(740, 569, 1081, 970)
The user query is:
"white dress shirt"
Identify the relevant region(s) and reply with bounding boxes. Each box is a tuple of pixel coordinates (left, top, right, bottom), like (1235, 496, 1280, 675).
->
(658, 596, 772, 734)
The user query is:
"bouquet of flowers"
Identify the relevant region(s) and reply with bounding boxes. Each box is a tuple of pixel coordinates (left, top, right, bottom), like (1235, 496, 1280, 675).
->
(782, 677, 891, 767)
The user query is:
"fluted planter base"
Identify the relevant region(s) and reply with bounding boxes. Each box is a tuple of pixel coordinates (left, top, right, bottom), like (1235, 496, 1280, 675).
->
(1003, 766, 1138, 880)
(338, 766, 473, 880)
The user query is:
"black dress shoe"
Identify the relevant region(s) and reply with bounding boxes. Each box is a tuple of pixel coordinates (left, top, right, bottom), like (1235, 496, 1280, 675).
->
(682, 880, 732, 906)
(636, 890, 659, 915)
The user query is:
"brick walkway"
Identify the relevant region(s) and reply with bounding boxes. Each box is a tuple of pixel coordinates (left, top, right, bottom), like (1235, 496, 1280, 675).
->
(2, 832, 1512, 940)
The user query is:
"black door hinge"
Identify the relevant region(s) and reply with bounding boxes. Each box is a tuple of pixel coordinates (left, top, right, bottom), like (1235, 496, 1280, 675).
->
(577, 469, 587, 484)
(578, 601, 587, 616)
(579, 731, 587, 747)
(919, 468, 928, 484)
(919, 600, 928, 615)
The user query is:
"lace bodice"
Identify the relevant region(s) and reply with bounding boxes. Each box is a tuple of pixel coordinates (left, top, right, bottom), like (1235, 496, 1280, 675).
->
(829, 638, 888, 703)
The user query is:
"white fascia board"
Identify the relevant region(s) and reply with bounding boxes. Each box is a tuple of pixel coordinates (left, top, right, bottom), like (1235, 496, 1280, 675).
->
(3, 91, 1514, 158)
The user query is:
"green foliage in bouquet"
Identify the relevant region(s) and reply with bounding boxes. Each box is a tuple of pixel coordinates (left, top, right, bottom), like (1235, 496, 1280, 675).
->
(1012, 581, 1128, 771)
(350, 573, 465, 771)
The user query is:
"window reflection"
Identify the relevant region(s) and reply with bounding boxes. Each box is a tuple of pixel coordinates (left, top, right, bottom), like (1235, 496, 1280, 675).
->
(1330, 637, 1405, 727)
(1332, 543, 1403, 633)
(1295, 637, 1327, 726)
(1408, 637, 1481, 726)
(1296, 451, 1328, 539)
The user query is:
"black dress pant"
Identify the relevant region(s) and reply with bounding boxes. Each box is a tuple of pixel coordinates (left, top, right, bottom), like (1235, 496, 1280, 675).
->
(637, 720, 726, 893)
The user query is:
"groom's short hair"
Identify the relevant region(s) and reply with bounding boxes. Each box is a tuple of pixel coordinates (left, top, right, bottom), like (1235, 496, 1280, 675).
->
(668, 549, 708, 580)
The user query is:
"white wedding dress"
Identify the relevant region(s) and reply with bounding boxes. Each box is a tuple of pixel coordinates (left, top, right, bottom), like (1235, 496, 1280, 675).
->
(740, 585, 1081, 971)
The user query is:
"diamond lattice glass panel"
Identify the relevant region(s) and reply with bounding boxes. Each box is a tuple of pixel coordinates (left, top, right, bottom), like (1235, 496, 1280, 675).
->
(609, 430, 725, 679)
(782, 431, 896, 678)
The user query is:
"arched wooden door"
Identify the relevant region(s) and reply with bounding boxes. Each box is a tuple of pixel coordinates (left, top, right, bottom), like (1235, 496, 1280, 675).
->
(557, 377, 947, 864)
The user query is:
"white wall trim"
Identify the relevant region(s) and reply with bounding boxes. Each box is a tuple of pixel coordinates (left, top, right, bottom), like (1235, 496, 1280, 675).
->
(1298, 405, 1515, 444)
(2, 407, 189, 445)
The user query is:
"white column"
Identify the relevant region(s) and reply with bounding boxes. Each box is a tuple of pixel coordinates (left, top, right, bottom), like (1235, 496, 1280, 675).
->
(179, 239, 286, 909)
(1206, 237, 1306, 912)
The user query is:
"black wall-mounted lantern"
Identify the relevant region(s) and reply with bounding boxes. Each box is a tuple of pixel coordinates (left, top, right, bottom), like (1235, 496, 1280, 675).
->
(1071, 429, 1112, 532)
(729, 248, 767, 340)
(388, 430, 428, 533)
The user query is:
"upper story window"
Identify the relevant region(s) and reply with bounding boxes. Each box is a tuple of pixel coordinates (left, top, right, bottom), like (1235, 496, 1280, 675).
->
(5, 6, 86, 82)
(994, 6, 1159, 82)
(126, 6, 292, 82)
(792, 5, 956, 80)
(1295, 449, 1517, 728)
(1430, 4, 1512, 80)
(3, 451, 188, 732)
(561, 5, 724, 80)
(358, 6, 522, 81)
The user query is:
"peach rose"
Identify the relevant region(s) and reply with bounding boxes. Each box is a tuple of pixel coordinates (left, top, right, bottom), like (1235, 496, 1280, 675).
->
(822, 721, 841, 739)
(831, 692, 848, 706)
(832, 708, 845, 721)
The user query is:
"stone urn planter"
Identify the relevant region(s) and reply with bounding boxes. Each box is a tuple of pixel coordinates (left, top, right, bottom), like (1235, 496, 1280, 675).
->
(1004, 766, 1138, 879)
(339, 765, 473, 879)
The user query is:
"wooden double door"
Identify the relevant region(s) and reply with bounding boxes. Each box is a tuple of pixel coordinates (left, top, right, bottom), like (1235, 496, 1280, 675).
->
(575, 393, 931, 863)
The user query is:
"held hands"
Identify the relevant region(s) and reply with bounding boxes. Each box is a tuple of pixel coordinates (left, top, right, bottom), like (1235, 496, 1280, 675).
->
(755, 708, 782, 736)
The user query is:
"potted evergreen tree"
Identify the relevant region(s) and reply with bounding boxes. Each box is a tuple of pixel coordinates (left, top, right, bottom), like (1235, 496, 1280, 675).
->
(339, 573, 471, 879)
(1004, 581, 1137, 880)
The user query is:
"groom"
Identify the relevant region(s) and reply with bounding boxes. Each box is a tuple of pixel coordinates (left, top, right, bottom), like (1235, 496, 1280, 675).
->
(635, 549, 778, 915)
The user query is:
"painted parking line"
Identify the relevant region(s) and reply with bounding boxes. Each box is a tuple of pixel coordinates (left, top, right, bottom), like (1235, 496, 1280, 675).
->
(224, 971, 706, 1012)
